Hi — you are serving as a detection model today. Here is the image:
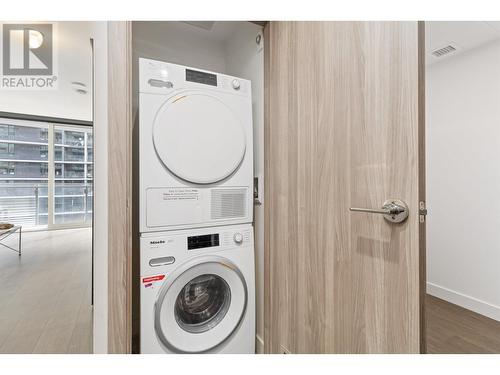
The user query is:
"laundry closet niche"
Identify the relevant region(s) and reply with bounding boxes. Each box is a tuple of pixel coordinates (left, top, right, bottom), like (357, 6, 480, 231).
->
(131, 21, 265, 353)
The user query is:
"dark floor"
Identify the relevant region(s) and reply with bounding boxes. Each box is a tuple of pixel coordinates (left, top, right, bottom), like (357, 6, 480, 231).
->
(426, 294, 500, 354)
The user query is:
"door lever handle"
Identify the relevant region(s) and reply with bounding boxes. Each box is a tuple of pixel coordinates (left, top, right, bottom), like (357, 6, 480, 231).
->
(350, 199, 409, 223)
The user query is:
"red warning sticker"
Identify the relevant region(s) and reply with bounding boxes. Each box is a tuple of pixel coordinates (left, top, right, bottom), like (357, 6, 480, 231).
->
(142, 275, 165, 283)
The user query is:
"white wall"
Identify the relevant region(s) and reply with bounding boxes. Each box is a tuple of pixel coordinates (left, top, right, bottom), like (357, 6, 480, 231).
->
(0, 22, 92, 121)
(90, 21, 108, 353)
(225, 23, 265, 353)
(426, 39, 500, 321)
(133, 22, 227, 74)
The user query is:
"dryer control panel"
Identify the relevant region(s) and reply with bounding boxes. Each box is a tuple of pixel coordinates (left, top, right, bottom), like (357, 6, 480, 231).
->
(139, 58, 251, 96)
(185, 69, 217, 86)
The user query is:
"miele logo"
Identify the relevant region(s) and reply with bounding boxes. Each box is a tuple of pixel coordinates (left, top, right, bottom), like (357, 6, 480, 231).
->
(150, 240, 165, 245)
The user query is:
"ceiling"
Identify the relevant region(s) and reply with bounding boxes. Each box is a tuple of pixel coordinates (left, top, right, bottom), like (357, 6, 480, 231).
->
(0, 21, 93, 121)
(134, 21, 247, 45)
(426, 21, 500, 65)
(136, 21, 500, 67)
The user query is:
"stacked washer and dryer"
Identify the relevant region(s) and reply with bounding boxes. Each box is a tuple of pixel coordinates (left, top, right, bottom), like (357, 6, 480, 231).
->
(139, 58, 255, 354)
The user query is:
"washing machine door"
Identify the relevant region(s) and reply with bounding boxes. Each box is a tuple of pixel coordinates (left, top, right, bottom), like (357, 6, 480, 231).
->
(152, 92, 247, 184)
(154, 255, 247, 353)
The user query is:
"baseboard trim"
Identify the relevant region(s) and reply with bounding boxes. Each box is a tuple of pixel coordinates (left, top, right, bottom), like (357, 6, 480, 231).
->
(427, 282, 500, 322)
(255, 334, 264, 354)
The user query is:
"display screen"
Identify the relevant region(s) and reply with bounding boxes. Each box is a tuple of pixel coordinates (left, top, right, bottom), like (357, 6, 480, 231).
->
(186, 69, 217, 86)
(187, 234, 220, 250)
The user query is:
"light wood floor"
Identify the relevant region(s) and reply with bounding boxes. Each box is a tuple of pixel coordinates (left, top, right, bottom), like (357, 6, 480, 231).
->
(0, 228, 92, 354)
(426, 294, 500, 354)
(5, 227, 500, 354)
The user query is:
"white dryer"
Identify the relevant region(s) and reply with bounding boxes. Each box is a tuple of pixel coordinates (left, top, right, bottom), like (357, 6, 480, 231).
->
(139, 58, 254, 232)
(140, 224, 255, 353)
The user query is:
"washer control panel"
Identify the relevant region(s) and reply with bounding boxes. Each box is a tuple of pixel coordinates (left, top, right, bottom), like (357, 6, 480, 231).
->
(142, 225, 253, 254)
(187, 233, 219, 250)
(140, 224, 253, 274)
(186, 229, 252, 249)
(221, 228, 251, 247)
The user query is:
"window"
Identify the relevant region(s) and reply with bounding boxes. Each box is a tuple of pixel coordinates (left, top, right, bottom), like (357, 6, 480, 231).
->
(0, 119, 93, 228)
(54, 130, 62, 144)
(53, 125, 93, 225)
(40, 145, 48, 159)
(55, 163, 62, 177)
(40, 164, 48, 177)
(0, 143, 15, 157)
(40, 128, 48, 141)
(0, 161, 15, 175)
(0, 124, 16, 140)
(86, 164, 93, 179)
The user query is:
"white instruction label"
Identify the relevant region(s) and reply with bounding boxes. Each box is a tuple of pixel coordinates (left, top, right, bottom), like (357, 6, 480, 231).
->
(162, 188, 199, 201)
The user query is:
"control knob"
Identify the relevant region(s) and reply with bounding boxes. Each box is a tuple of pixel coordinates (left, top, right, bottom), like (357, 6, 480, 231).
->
(231, 79, 241, 90)
(233, 232, 243, 244)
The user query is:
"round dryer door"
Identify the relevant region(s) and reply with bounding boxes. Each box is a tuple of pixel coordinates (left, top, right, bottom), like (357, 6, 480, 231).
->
(153, 92, 246, 184)
(154, 255, 247, 353)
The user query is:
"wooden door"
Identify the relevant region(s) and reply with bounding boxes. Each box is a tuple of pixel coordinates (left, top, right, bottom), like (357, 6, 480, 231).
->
(264, 22, 425, 353)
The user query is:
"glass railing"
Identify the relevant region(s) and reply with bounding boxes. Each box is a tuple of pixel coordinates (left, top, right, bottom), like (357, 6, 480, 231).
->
(0, 182, 93, 227)
(54, 181, 93, 225)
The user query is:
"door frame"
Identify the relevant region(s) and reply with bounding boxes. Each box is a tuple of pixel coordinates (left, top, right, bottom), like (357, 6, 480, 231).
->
(417, 20, 427, 354)
(263, 21, 427, 354)
(107, 21, 133, 354)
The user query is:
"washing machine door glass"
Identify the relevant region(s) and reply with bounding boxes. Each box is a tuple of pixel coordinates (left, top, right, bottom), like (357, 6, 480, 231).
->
(175, 274, 231, 334)
(155, 256, 247, 353)
(153, 92, 246, 184)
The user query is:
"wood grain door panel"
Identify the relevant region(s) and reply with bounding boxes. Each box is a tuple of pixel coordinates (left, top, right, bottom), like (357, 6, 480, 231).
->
(264, 21, 424, 353)
(108, 21, 133, 354)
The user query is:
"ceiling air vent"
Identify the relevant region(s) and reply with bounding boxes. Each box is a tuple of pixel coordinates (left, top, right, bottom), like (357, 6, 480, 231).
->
(431, 45, 457, 58)
(183, 21, 215, 31)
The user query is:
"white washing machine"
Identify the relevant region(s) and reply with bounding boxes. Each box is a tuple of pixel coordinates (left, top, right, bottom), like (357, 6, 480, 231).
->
(139, 58, 254, 233)
(140, 224, 255, 353)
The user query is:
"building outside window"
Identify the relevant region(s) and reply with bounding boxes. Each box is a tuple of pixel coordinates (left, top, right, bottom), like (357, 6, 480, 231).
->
(0, 118, 93, 228)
